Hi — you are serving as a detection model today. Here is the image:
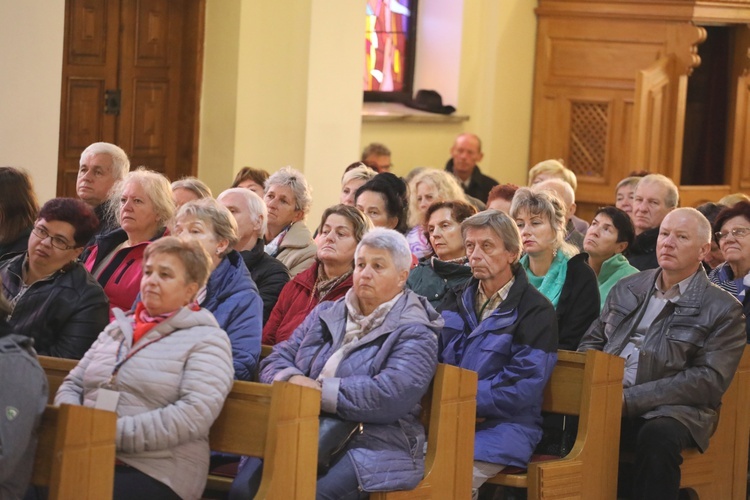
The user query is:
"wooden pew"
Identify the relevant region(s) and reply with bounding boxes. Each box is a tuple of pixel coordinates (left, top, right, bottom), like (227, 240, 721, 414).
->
(39, 355, 321, 499)
(486, 349, 625, 499)
(371, 364, 478, 500)
(31, 404, 117, 499)
(679, 345, 750, 500)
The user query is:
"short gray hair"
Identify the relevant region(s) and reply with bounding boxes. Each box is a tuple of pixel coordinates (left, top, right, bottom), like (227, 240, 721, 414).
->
(218, 187, 268, 237)
(356, 227, 411, 273)
(110, 168, 174, 228)
(636, 174, 679, 208)
(266, 166, 313, 214)
(461, 210, 522, 263)
(80, 142, 130, 181)
(175, 198, 239, 252)
(171, 177, 212, 199)
(510, 187, 578, 258)
(144, 236, 212, 288)
(616, 176, 642, 192)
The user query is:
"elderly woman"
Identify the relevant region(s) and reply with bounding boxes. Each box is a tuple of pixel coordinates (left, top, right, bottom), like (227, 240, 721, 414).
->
(252, 228, 439, 499)
(171, 176, 212, 208)
(406, 169, 471, 258)
(340, 163, 377, 207)
(172, 198, 263, 380)
(709, 200, 750, 339)
(583, 206, 639, 310)
(56, 237, 233, 499)
(355, 172, 409, 234)
(406, 200, 476, 308)
(218, 188, 290, 323)
(511, 188, 599, 349)
(615, 176, 641, 215)
(439, 210, 557, 497)
(263, 205, 372, 346)
(84, 168, 174, 315)
(0, 167, 39, 259)
(264, 166, 317, 276)
(0, 198, 109, 359)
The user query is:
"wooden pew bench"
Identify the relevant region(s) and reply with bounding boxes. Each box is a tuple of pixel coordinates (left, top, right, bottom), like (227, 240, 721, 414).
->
(486, 349, 625, 499)
(39, 355, 321, 499)
(31, 404, 117, 499)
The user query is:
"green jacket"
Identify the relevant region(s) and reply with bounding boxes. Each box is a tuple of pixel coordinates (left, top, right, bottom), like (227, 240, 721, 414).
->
(406, 258, 473, 309)
(596, 253, 639, 310)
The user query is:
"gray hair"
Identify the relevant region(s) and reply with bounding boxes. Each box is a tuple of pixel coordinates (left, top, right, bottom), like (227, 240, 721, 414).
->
(616, 176, 642, 192)
(636, 174, 679, 208)
(265, 166, 313, 214)
(667, 207, 711, 245)
(218, 187, 268, 237)
(341, 164, 378, 186)
(356, 227, 411, 273)
(461, 209, 522, 263)
(175, 198, 239, 252)
(510, 187, 578, 258)
(171, 177, 212, 199)
(80, 142, 130, 181)
(110, 167, 174, 228)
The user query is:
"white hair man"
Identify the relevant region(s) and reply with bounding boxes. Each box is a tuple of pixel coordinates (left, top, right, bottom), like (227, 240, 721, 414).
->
(626, 174, 679, 271)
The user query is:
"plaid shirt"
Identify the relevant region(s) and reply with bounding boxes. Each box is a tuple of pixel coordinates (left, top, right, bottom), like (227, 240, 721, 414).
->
(475, 277, 515, 322)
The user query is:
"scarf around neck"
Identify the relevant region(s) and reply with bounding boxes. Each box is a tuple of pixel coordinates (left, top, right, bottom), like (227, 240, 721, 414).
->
(521, 250, 568, 308)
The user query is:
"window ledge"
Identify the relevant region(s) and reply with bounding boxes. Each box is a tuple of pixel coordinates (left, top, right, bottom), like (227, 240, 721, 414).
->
(362, 102, 469, 123)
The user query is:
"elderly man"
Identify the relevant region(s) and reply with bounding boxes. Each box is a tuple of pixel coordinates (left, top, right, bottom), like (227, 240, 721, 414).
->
(579, 208, 746, 500)
(76, 142, 130, 237)
(361, 142, 392, 172)
(444, 133, 498, 203)
(217, 188, 290, 323)
(625, 173, 678, 271)
(439, 210, 558, 499)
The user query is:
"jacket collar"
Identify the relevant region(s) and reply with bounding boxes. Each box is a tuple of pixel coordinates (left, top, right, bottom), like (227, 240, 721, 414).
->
(279, 221, 313, 250)
(459, 264, 527, 330)
(240, 239, 266, 268)
(625, 267, 708, 316)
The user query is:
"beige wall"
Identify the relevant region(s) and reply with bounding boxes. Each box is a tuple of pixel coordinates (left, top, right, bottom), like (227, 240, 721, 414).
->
(0, 1, 65, 203)
(0, 1, 536, 211)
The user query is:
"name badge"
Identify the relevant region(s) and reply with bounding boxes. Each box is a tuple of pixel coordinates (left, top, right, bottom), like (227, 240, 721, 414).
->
(95, 388, 120, 412)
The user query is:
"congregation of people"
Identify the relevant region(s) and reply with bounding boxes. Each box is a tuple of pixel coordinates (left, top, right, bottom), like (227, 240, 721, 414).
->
(2, 132, 749, 500)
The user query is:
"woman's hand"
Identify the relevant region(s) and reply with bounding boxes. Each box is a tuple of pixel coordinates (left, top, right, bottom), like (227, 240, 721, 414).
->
(288, 375, 322, 391)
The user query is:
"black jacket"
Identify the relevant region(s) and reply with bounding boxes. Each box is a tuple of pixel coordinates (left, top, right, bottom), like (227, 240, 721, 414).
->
(0, 253, 110, 359)
(625, 226, 659, 271)
(0, 228, 31, 261)
(557, 253, 600, 350)
(444, 160, 498, 203)
(240, 239, 291, 324)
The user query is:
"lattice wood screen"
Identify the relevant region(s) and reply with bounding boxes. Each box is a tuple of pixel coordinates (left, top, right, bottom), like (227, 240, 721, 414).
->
(568, 102, 609, 178)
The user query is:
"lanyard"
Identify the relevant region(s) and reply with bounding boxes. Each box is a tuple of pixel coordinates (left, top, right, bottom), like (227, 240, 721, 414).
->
(108, 330, 173, 386)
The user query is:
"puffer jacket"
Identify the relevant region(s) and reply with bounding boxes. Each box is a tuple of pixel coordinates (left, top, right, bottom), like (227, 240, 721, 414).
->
(0, 253, 109, 359)
(271, 221, 317, 276)
(201, 250, 263, 380)
(406, 257, 472, 309)
(55, 306, 234, 499)
(84, 227, 166, 316)
(439, 266, 558, 467)
(240, 239, 291, 324)
(262, 261, 352, 345)
(260, 290, 440, 492)
(579, 268, 746, 451)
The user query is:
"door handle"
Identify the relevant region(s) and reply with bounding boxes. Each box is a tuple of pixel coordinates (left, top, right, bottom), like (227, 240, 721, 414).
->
(104, 89, 121, 115)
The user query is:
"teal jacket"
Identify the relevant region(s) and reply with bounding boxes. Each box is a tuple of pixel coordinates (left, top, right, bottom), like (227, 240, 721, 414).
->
(595, 253, 639, 310)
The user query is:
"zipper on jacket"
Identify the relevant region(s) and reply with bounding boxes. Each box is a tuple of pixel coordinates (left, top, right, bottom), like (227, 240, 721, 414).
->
(114, 259, 136, 285)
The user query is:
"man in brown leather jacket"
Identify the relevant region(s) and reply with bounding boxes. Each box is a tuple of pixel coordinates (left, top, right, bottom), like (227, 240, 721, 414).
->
(579, 207, 746, 500)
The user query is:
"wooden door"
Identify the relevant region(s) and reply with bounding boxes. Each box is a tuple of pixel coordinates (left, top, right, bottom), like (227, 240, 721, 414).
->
(57, 0, 204, 196)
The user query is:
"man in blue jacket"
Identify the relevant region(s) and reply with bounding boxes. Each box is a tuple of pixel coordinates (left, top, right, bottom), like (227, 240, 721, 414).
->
(439, 210, 558, 499)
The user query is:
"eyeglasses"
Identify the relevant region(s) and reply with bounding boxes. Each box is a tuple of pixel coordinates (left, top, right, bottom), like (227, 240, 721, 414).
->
(31, 226, 78, 250)
(715, 227, 750, 242)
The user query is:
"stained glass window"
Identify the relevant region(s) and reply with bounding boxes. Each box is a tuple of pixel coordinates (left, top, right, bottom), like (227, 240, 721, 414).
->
(364, 0, 417, 101)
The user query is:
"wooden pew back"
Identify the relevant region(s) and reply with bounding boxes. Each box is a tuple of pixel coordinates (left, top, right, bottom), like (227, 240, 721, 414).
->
(487, 349, 624, 499)
(32, 404, 117, 499)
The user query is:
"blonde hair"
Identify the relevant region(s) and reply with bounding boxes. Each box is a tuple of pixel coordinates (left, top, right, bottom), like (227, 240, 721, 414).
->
(718, 192, 750, 207)
(528, 159, 578, 191)
(511, 187, 578, 258)
(408, 169, 467, 227)
(109, 167, 175, 228)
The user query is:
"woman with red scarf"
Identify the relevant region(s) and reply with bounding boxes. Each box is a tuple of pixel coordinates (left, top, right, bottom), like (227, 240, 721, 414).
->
(56, 237, 234, 499)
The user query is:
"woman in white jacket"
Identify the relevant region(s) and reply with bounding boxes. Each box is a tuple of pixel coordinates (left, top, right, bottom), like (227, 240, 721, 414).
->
(56, 237, 234, 500)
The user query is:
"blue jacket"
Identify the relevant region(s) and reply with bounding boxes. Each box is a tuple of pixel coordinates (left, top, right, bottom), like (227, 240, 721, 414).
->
(260, 290, 440, 492)
(439, 266, 558, 467)
(202, 250, 262, 380)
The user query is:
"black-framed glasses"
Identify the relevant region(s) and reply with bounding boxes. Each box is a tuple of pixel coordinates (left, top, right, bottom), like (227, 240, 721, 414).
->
(715, 227, 750, 242)
(31, 226, 78, 250)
